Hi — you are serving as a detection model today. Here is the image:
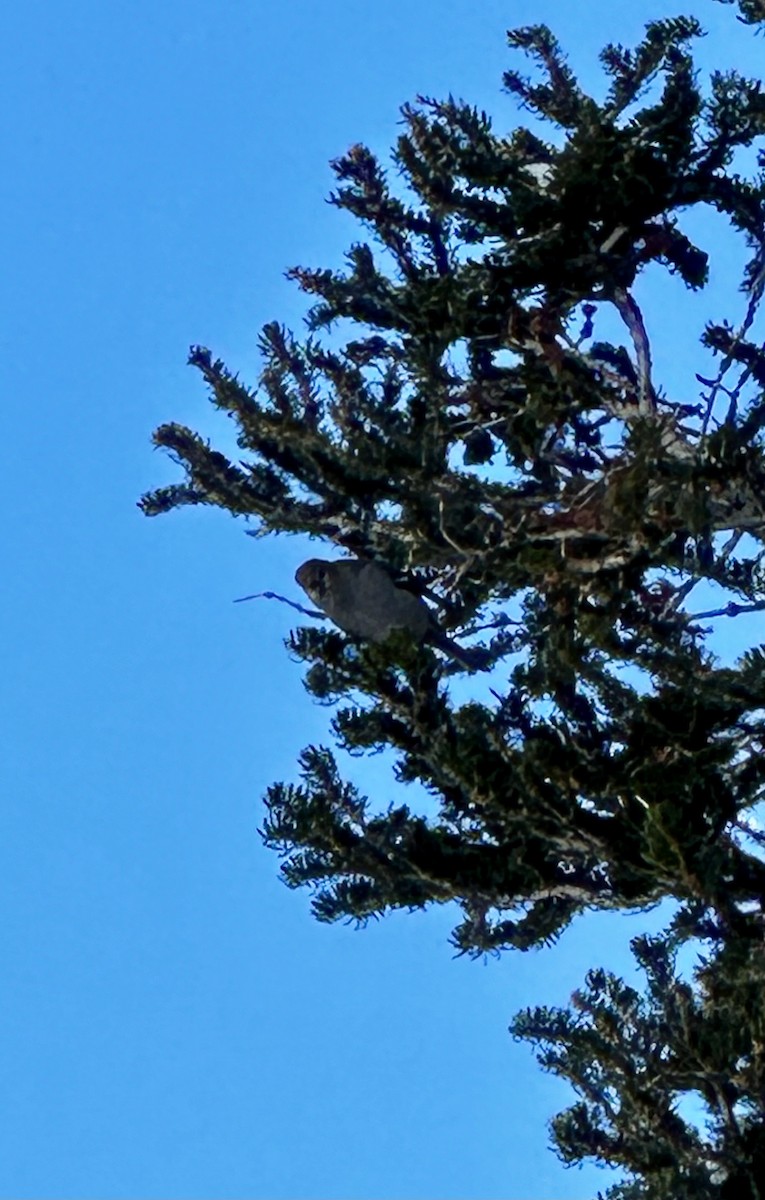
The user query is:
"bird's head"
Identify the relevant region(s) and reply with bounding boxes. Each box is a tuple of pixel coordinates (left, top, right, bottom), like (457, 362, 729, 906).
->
(295, 559, 332, 603)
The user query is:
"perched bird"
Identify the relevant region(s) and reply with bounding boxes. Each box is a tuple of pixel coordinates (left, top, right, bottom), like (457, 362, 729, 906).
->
(295, 558, 489, 671)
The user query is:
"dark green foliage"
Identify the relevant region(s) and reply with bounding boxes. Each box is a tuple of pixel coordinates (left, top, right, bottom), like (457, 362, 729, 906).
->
(142, 3, 765, 1194)
(717, 0, 765, 29)
(513, 930, 765, 1198)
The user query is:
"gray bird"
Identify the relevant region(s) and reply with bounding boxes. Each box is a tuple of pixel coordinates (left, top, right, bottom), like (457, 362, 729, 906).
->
(295, 558, 489, 671)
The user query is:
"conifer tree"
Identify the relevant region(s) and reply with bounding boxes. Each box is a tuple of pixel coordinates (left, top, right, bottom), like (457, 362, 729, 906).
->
(141, 3, 765, 1194)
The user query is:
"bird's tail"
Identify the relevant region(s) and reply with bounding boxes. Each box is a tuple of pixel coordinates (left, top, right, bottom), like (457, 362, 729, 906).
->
(431, 632, 493, 672)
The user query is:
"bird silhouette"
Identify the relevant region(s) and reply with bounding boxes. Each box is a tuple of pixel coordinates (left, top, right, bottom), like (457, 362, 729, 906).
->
(295, 558, 490, 671)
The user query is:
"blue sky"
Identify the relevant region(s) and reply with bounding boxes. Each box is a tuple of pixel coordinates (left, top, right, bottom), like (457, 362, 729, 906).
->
(2, 2, 762, 1197)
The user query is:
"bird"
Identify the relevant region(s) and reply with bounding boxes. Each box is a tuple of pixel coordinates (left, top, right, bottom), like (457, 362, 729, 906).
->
(294, 558, 490, 671)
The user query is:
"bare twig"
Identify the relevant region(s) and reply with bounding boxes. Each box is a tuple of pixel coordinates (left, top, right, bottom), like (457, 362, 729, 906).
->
(700, 244, 765, 434)
(611, 287, 654, 413)
(688, 600, 765, 621)
(668, 533, 744, 614)
(235, 591, 324, 618)
(670, 576, 702, 612)
(733, 816, 765, 848)
(600, 225, 629, 254)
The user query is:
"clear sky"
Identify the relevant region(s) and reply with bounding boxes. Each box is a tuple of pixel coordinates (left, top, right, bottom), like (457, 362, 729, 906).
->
(2, 2, 762, 1197)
